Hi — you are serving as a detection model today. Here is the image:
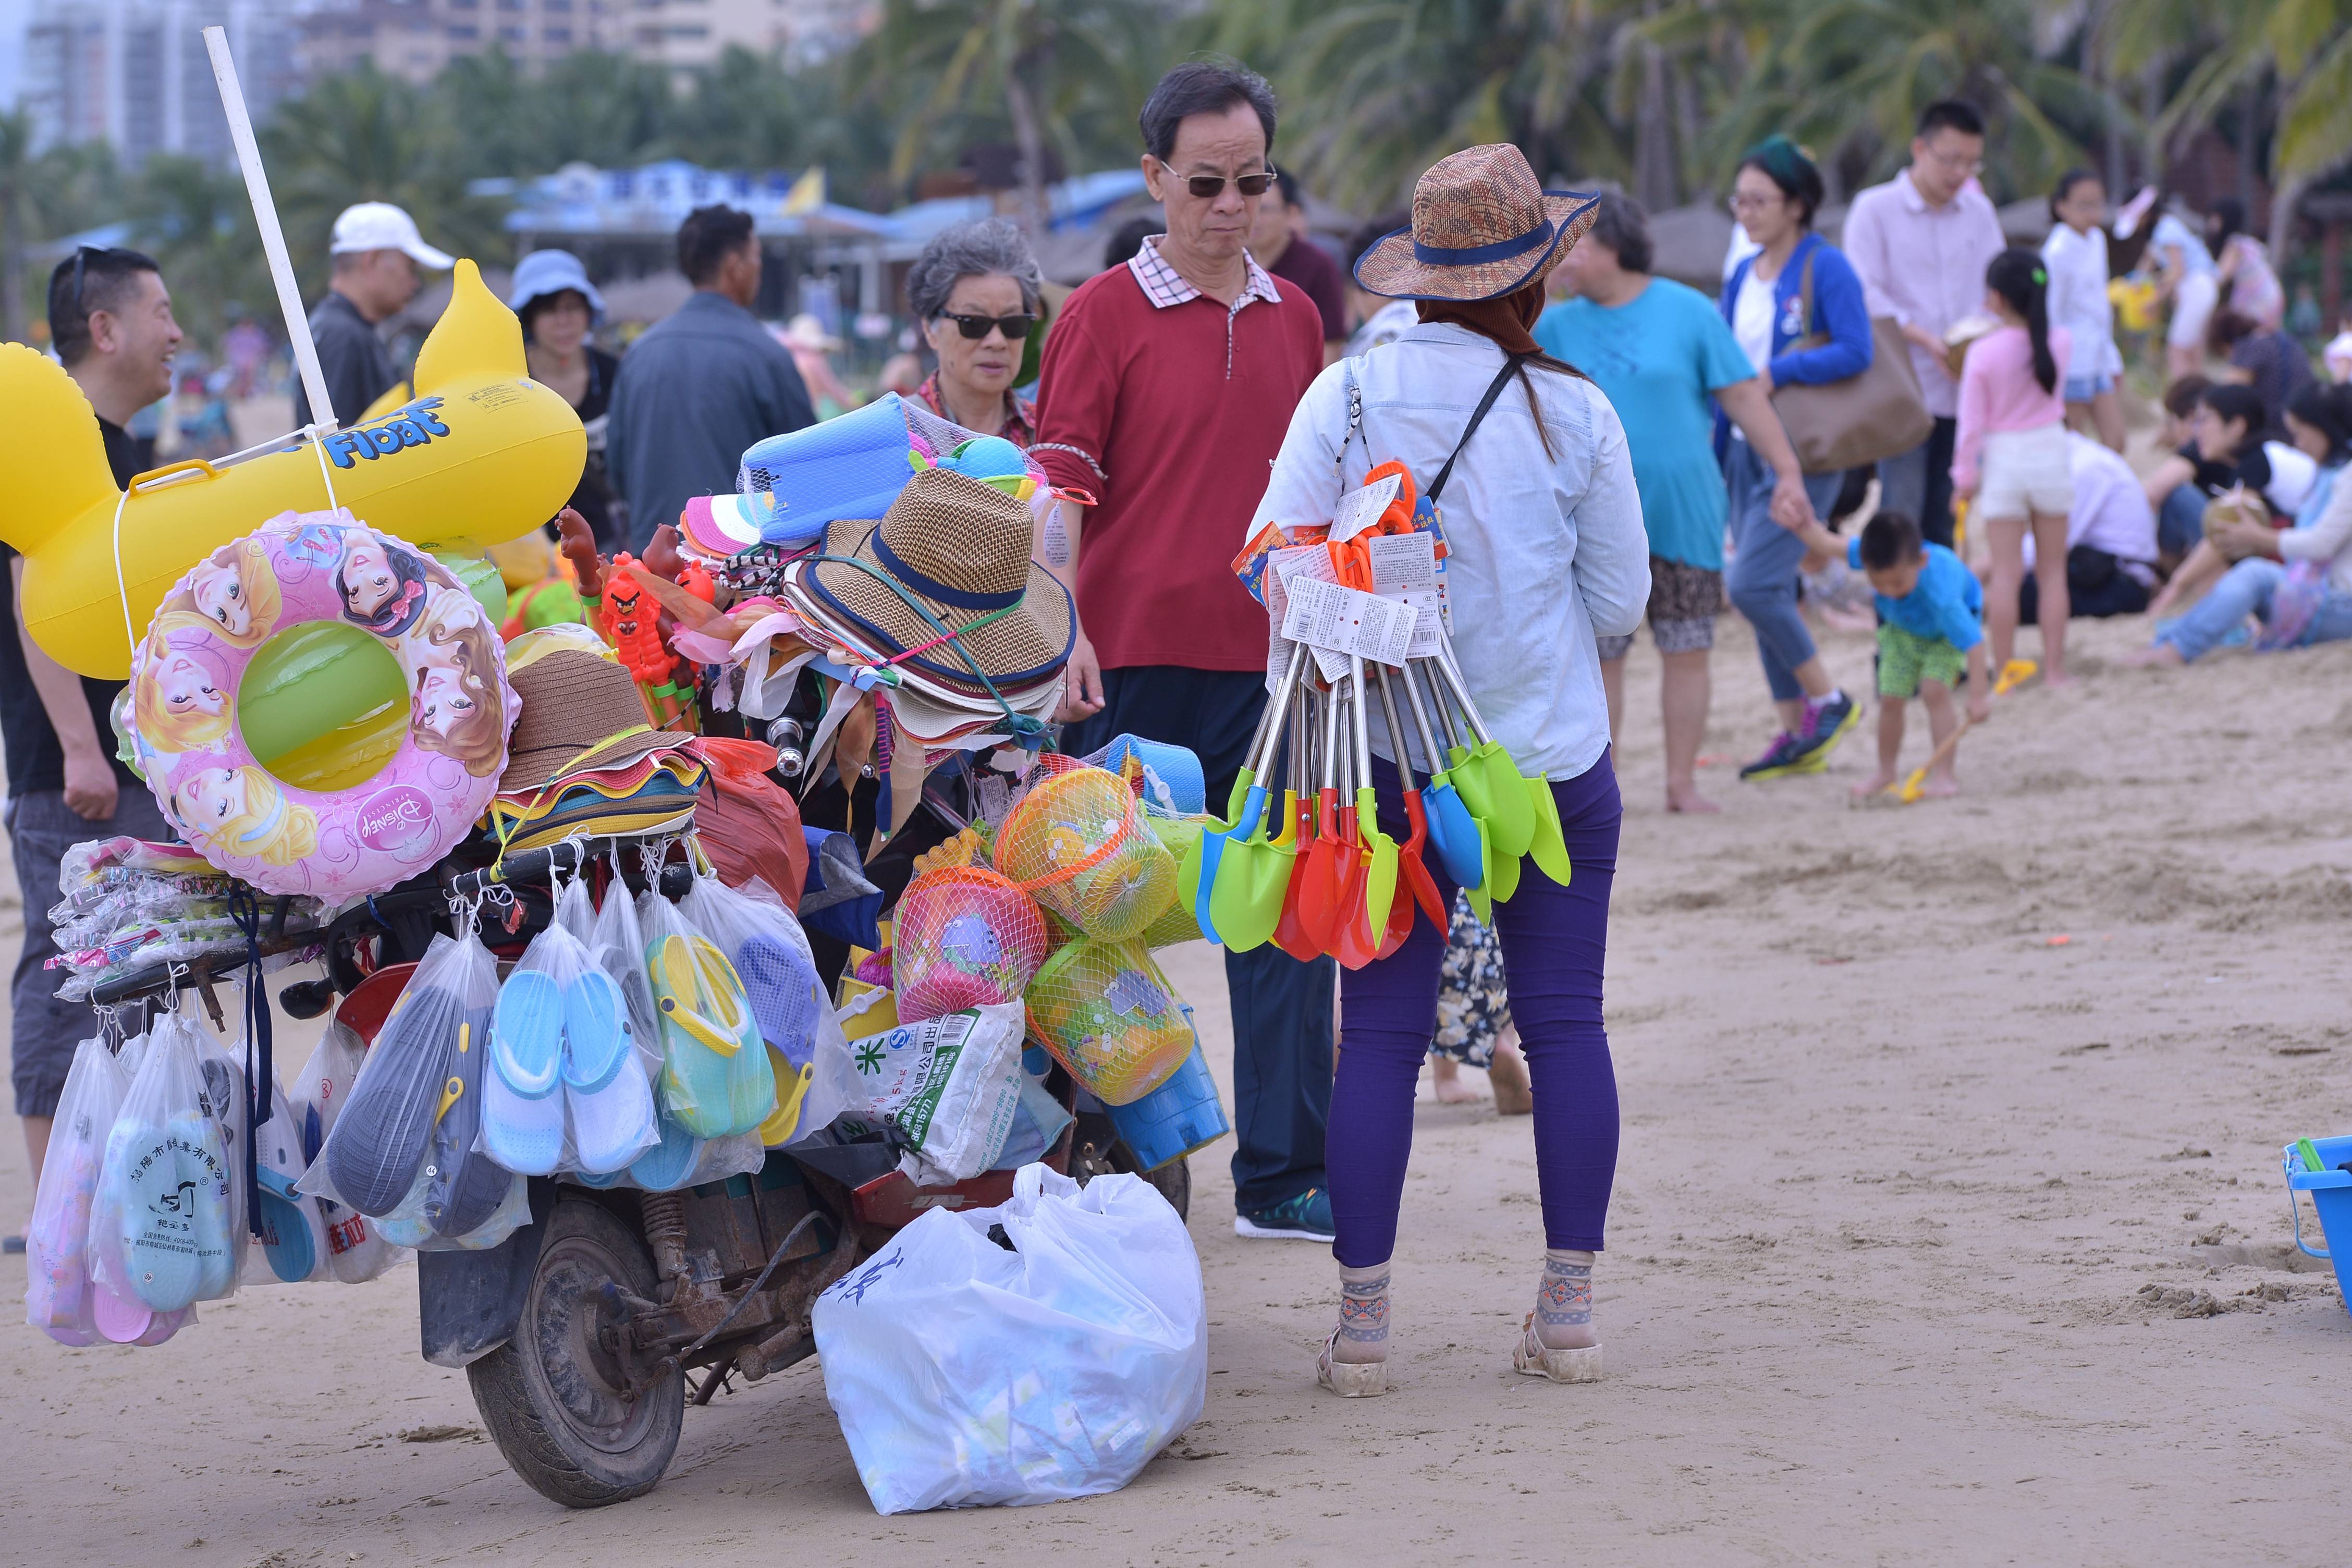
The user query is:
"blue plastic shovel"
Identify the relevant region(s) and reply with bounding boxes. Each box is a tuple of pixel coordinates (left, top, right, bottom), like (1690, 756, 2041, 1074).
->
(1401, 658, 1484, 890)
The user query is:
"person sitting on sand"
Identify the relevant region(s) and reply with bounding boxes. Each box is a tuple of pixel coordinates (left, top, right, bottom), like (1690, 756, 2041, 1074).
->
(2149, 381, 2341, 620)
(2144, 381, 2319, 577)
(2127, 383, 2352, 667)
(1795, 509, 1989, 798)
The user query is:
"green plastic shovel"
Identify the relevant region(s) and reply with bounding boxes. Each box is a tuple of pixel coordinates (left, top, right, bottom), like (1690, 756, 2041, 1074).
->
(1427, 646, 1535, 859)
(1430, 646, 1569, 886)
(1207, 657, 1305, 953)
(1184, 645, 1301, 945)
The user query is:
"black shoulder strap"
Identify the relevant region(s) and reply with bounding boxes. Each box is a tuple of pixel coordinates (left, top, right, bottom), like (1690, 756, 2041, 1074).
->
(1427, 352, 1535, 505)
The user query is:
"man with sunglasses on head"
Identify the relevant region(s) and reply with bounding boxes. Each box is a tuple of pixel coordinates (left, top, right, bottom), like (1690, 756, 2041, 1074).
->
(1843, 99, 2007, 548)
(2, 248, 180, 1251)
(1035, 62, 1336, 1245)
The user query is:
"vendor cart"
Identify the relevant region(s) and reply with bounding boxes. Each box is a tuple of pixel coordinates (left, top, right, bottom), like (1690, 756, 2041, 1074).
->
(90, 839, 1191, 1508)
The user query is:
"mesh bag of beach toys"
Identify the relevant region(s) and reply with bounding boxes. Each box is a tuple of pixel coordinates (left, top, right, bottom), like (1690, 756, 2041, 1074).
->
(994, 764, 1179, 943)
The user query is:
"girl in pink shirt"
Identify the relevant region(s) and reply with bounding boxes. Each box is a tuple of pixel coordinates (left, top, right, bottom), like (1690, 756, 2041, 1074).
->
(1955, 248, 2075, 683)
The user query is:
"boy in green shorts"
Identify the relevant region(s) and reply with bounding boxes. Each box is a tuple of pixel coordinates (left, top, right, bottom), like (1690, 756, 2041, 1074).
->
(1798, 510, 1989, 798)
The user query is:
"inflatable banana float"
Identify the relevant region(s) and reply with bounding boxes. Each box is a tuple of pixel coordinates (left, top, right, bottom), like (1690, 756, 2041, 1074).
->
(0, 259, 584, 679)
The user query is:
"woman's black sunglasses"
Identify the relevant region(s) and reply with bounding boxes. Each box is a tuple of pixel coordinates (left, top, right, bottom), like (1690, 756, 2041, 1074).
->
(939, 311, 1036, 340)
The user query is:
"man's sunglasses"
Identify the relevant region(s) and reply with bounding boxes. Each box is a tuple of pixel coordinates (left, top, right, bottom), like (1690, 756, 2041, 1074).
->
(939, 311, 1036, 340)
(67, 244, 140, 314)
(1175, 169, 1278, 200)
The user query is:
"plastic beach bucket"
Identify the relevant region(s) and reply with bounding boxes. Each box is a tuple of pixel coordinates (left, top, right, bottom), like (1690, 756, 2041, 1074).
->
(2283, 1133, 2352, 1314)
(1024, 938, 1192, 1106)
(1104, 1036, 1229, 1173)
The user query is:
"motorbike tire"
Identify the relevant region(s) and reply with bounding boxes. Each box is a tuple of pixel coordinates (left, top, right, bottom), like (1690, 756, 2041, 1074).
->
(1111, 1145, 1191, 1222)
(468, 1197, 683, 1508)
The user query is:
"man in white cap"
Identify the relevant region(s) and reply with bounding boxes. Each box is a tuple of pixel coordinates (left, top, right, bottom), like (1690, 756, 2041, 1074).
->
(292, 200, 453, 429)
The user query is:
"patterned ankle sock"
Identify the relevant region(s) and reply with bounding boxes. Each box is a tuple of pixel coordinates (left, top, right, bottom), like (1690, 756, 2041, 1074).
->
(1332, 1261, 1391, 1365)
(1535, 1249, 1596, 1350)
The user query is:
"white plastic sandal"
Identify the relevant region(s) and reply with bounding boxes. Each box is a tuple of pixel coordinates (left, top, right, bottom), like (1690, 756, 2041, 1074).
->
(1512, 1312, 1602, 1383)
(1317, 1328, 1388, 1398)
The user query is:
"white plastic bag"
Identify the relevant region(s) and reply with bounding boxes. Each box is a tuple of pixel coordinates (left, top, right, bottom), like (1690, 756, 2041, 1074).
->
(26, 1035, 126, 1343)
(590, 849, 664, 1084)
(849, 1003, 1026, 1185)
(91, 1011, 240, 1313)
(813, 1165, 1206, 1513)
(287, 1021, 405, 1283)
(681, 869, 827, 1145)
(482, 917, 657, 1177)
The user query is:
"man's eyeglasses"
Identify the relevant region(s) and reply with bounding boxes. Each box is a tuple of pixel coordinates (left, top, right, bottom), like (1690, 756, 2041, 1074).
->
(939, 311, 1036, 341)
(1175, 169, 1278, 201)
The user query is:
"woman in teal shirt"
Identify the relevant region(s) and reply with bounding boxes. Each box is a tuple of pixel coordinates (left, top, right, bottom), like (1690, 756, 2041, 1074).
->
(1535, 194, 1814, 814)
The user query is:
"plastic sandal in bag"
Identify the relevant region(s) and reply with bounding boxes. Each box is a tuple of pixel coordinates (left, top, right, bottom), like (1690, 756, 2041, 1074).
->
(590, 847, 665, 1085)
(302, 927, 489, 1219)
(189, 1025, 251, 1272)
(680, 864, 826, 1145)
(91, 1011, 240, 1315)
(484, 912, 657, 1177)
(287, 1021, 405, 1283)
(244, 1080, 332, 1285)
(26, 1034, 125, 1343)
(642, 883, 775, 1138)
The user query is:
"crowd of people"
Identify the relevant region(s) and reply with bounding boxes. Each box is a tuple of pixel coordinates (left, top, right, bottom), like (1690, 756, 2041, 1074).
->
(11, 63, 2348, 1402)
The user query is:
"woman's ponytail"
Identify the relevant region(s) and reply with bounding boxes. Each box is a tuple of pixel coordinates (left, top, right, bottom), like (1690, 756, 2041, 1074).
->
(1987, 248, 2057, 396)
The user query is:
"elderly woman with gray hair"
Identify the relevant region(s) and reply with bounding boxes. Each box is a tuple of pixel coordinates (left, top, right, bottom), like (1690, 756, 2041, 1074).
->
(904, 216, 1044, 443)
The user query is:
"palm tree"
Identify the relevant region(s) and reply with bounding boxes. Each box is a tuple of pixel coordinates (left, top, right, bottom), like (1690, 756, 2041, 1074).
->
(126, 154, 272, 350)
(0, 112, 123, 344)
(851, 0, 1170, 222)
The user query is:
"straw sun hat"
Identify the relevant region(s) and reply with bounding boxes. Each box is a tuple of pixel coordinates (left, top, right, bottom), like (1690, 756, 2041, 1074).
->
(1354, 144, 1600, 302)
(792, 465, 1073, 699)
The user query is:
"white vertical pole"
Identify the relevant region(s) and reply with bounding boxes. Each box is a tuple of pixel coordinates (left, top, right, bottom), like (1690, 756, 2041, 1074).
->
(202, 23, 335, 432)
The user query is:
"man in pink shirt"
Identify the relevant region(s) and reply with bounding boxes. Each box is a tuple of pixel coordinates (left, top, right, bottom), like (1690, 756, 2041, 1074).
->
(1842, 100, 2007, 547)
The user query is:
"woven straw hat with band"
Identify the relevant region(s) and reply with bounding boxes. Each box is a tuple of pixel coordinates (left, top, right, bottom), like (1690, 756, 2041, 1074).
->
(1354, 144, 1600, 303)
(799, 466, 1074, 696)
(496, 646, 679, 798)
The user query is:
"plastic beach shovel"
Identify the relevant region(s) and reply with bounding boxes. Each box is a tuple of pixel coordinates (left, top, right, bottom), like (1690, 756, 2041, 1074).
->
(1426, 645, 1536, 861)
(1273, 682, 1327, 963)
(1401, 659, 1484, 891)
(1336, 655, 1400, 970)
(1294, 673, 1351, 957)
(1206, 655, 1305, 953)
(1374, 663, 1448, 953)
(1187, 646, 1304, 945)
(1416, 660, 1512, 916)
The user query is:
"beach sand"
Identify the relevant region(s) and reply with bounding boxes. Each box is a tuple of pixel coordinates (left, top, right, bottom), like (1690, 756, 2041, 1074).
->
(3, 609, 2346, 1565)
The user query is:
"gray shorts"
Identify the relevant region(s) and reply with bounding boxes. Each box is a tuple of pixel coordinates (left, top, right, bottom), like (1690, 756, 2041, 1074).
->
(9, 785, 169, 1118)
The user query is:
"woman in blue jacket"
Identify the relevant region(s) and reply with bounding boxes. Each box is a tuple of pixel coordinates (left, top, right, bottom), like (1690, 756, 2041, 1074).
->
(1718, 136, 1875, 780)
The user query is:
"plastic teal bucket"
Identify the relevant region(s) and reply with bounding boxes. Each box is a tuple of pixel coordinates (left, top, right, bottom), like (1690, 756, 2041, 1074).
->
(2283, 1133, 2352, 1315)
(1104, 1032, 1229, 1174)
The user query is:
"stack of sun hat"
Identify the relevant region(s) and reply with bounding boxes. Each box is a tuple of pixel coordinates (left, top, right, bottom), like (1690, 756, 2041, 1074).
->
(491, 624, 705, 853)
(780, 463, 1073, 755)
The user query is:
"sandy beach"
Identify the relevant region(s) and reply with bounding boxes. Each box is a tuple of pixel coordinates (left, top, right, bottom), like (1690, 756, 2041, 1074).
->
(4, 608, 2347, 1566)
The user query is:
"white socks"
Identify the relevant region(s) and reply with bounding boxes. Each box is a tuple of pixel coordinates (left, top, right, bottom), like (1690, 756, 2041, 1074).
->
(1535, 1249, 1597, 1350)
(1331, 1260, 1390, 1365)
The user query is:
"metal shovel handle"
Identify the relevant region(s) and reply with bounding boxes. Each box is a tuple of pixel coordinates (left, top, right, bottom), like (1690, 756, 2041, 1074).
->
(1373, 663, 1416, 791)
(1430, 642, 1497, 747)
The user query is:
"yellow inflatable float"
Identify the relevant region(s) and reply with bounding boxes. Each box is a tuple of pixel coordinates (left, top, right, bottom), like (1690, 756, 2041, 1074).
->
(0, 259, 584, 679)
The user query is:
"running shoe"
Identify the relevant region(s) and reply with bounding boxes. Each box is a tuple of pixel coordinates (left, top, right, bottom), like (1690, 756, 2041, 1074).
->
(1737, 731, 1806, 781)
(1787, 689, 1860, 768)
(1235, 1186, 1336, 1242)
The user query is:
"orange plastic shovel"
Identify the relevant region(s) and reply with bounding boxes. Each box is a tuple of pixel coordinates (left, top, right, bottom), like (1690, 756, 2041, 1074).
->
(1293, 673, 1348, 957)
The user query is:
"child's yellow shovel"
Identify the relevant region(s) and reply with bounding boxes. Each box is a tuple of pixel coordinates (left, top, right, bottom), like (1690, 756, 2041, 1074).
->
(1892, 658, 2038, 803)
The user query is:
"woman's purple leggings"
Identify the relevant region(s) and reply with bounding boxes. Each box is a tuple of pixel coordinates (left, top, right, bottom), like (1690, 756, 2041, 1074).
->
(1330, 752, 1622, 1267)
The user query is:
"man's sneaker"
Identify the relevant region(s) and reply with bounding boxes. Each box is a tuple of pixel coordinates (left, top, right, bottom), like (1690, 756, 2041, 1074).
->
(1788, 689, 1860, 766)
(1737, 731, 1806, 781)
(1235, 1187, 1335, 1242)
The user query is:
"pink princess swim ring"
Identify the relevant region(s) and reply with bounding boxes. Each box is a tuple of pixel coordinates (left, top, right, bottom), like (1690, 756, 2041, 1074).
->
(127, 508, 519, 899)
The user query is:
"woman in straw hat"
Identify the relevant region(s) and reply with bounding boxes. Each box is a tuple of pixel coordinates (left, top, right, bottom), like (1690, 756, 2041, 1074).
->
(1253, 143, 1650, 1395)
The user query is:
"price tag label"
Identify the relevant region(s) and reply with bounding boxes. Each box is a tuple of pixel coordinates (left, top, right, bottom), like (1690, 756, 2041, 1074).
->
(1280, 577, 1418, 679)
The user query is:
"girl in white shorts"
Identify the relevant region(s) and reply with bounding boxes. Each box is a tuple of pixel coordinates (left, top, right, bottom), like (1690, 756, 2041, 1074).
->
(1953, 249, 2076, 685)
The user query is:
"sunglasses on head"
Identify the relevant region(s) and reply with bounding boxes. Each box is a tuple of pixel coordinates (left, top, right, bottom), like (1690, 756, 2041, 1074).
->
(1171, 168, 1278, 201)
(939, 311, 1036, 340)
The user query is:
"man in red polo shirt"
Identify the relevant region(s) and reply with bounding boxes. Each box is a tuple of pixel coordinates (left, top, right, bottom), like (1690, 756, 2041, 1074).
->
(1035, 62, 1334, 1243)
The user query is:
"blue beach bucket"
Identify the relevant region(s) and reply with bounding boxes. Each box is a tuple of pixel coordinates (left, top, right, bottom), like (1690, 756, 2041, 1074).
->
(1104, 1034, 1229, 1174)
(2283, 1134, 2352, 1315)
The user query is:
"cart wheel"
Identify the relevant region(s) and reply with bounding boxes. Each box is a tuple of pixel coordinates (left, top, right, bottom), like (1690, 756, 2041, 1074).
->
(1112, 1145, 1191, 1222)
(468, 1198, 682, 1508)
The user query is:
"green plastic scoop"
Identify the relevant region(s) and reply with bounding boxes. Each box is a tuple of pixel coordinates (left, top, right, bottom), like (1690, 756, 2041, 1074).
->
(1206, 651, 1305, 952)
(1427, 646, 1536, 861)
(1184, 645, 1300, 945)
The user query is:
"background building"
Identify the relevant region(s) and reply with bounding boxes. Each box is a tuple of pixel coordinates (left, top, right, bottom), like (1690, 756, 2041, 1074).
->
(21, 0, 302, 158)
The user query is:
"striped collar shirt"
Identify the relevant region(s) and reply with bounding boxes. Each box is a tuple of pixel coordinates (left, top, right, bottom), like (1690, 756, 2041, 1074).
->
(1125, 235, 1285, 376)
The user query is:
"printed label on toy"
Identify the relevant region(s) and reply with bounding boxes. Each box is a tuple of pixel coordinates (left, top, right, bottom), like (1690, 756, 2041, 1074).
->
(1263, 545, 1336, 687)
(1281, 577, 1417, 677)
(321, 398, 452, 469)
(1327, 471, 1404, 544)
(1365, 532, 1446, 658)
(354, 785, 437, 851)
